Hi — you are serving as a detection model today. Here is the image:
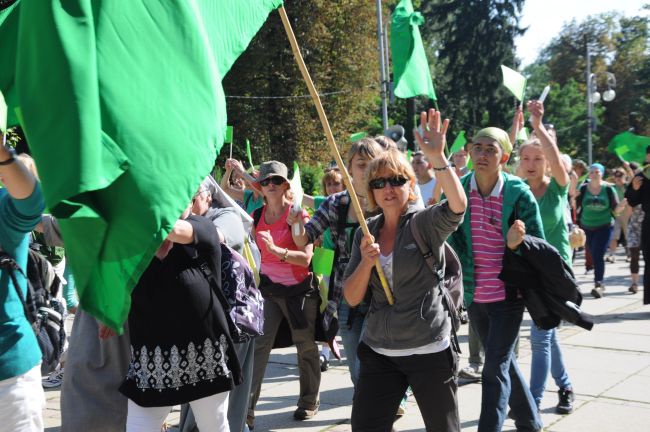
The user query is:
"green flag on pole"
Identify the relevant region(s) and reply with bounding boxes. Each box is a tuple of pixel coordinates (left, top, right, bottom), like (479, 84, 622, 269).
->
(501, 65, 527, 101)
(391, 0, 436, 101)
(450, 131, 467, 154)
(246, 139, 254, 169)
(607, 131, 650, 164)
(4, 0, 282, 331)
(224, 126, 234, 144)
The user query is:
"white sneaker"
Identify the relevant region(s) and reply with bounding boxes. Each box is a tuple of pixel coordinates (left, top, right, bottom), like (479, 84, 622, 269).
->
(42, 367, 65, 388)
(459, 364, 482, 380)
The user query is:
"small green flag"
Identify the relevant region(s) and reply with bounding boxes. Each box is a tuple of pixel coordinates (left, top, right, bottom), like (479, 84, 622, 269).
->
(501, 65, 527, 101)
(406, 149, 412, 161)
(516, 127, 528, 142)
(450, 131, 467, 154)
(350, 131, 368, 142)
(0, 90, 7, 133)
(246, 139, 254, 168)
(607, 131, 650, 164)
(312, 247, 335, 276)
(225, 125, 234, 144)
(391, 0, 436, 100)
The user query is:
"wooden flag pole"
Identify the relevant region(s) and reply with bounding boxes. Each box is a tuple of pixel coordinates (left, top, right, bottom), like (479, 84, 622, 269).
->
(278, 6, 394, 305)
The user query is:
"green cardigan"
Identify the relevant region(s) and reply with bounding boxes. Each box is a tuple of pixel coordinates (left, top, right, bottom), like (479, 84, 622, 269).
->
(447, 172, 545, 306)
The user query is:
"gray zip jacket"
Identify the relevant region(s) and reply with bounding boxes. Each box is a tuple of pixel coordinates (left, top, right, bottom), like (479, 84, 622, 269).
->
(343, 201, 464, 350)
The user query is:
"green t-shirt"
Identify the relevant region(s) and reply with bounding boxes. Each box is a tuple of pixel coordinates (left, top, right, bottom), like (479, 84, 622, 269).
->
(580, 185, 615, 229)
(243, 189, 264, 214)
(531, 178, 571, 264)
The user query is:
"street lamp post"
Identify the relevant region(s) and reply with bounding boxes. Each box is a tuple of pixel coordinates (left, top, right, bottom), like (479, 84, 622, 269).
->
(586, 45, 616, 165)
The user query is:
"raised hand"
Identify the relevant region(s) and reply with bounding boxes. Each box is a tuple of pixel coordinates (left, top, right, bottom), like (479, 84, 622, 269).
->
(527, 100, 545, 130)
(414, 109, 450, 158)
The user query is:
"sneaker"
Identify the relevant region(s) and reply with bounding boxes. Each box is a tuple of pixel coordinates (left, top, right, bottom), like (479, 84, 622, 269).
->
(42, 368, 65, 388)
(629, 283, 639, 294)
(606, 255, 615, 263)
(556, 388, 575, 414)
(591, 282, 605, 299)
(319, 354, 329, 372)
(294, 406, 318, 420)
(459, 364, 482, 381)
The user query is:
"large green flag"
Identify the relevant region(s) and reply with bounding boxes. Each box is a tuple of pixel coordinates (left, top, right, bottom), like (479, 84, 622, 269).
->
(4, 0, 281, 331)
(391, 0, 436, 101)
(608, 131, 650, 164)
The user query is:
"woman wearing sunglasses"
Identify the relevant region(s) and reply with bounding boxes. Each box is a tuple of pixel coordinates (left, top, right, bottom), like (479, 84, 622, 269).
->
(246, 161, 320, 428)
(343, 110, 466, 431)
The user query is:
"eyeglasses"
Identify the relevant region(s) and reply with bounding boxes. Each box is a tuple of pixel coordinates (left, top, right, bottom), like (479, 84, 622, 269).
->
(369, 176, 408, 190)
(259, 176, 286, 187)
(470, 144, 500, 156)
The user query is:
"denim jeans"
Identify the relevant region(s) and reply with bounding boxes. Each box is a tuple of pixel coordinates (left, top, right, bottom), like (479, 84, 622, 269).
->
(338, 302, 365, 387)
(468, 299, 542, 432)
(585, 225, 613, 283)
(529, 326, 572, 407)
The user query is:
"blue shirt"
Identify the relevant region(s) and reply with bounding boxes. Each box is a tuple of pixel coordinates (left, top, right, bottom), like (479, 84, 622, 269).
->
(0, 184, 45, 381)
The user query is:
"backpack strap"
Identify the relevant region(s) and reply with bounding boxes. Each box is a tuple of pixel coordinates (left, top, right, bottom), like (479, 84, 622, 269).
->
(408, 212, 461, 353)
(0, 253, 38, 328)
(252, 206, 264, 228)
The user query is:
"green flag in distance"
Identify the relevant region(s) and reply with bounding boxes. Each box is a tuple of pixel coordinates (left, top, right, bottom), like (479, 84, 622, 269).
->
(246, 139, 254, 168)
(450, 131, 467, 154)
(391, 0, 436, 100)
(350, 131, 368, 142)
(501, 65, 527, 101)
(608, 131, 650, 164)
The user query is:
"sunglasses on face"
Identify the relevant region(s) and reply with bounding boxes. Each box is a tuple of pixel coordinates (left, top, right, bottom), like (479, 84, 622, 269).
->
(259, 176, 286, 187)
(369, 176, 408, 190)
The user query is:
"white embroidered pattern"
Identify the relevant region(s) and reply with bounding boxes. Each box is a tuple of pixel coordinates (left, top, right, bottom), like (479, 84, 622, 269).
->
(127, 336, 230, 392)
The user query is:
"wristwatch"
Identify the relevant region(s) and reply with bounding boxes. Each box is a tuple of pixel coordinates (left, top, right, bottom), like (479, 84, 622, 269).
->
(0, 147, 16, 166)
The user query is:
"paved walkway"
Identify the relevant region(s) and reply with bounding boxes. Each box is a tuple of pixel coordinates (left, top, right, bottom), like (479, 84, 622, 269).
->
(44, 249, 650, 431)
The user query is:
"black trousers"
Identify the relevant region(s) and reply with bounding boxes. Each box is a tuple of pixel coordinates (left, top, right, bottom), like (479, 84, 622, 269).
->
(351, 342, 460, 432)
(641, 223, 650, 304)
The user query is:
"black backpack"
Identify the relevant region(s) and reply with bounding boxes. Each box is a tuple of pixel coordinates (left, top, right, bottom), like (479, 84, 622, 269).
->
(0, 249, 66, 375)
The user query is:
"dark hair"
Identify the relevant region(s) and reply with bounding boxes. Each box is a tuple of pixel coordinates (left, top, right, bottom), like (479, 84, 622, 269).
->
(374, 135, 398, 151)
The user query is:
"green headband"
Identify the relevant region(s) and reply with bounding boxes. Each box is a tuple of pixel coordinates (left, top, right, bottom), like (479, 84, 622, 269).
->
(473, 127, 513, 155)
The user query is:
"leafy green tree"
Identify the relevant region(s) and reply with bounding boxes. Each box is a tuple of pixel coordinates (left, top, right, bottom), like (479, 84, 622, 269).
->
(420, 0, 526, 139)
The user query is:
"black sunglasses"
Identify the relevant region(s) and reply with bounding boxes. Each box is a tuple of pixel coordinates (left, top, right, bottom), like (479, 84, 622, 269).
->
(369, 176, 408, 190)
(259, 176, 286, 187)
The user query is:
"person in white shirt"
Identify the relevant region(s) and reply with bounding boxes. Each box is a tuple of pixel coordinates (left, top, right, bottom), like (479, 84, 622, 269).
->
(411, 151, 438, 205)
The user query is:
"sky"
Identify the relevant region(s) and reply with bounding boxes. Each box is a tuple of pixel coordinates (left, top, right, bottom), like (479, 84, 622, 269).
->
(516, 0, 648, 66)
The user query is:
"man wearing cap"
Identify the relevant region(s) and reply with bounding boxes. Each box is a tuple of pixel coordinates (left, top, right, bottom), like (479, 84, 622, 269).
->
(447, 127, 544, 432)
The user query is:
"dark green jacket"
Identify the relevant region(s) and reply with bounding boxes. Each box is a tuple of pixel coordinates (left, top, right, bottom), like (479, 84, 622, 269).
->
(447, 172, 545, 306)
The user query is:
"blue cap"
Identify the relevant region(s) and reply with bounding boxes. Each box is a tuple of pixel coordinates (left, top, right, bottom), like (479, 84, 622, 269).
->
(589, 163, 605, 175)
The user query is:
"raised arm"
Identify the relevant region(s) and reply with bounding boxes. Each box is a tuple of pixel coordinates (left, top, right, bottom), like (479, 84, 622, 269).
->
(414, 109, 466, 214)
(0, 142, 37, 199)
(528, 100, 569, 187)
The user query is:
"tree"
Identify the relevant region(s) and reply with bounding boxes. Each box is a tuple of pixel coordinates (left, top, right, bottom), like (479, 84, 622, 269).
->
(526, 10, 649, 165)
(220, 0, 382, 170)
(420, 0, 526, 140)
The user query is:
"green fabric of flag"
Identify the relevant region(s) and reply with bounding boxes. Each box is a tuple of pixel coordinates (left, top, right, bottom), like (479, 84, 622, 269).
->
(0, 1, 20, 128)
(450, 131, 467, 154)
(246, 139, 254, 168)
(312, 247, 334, 276)
(391, 0, 436, 101)
(5, 0, 281, 331)
(0, 90, 6, 133)
(501, 65, 527, 101)
(608, 131, 650, 164)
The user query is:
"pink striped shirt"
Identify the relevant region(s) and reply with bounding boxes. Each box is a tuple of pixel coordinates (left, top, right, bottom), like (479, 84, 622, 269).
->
(470, 176, 506, 303)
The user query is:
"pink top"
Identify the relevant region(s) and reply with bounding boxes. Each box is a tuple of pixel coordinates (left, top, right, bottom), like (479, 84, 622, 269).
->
(470, 189, 506, 303)
(254, 205, 310, 286)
